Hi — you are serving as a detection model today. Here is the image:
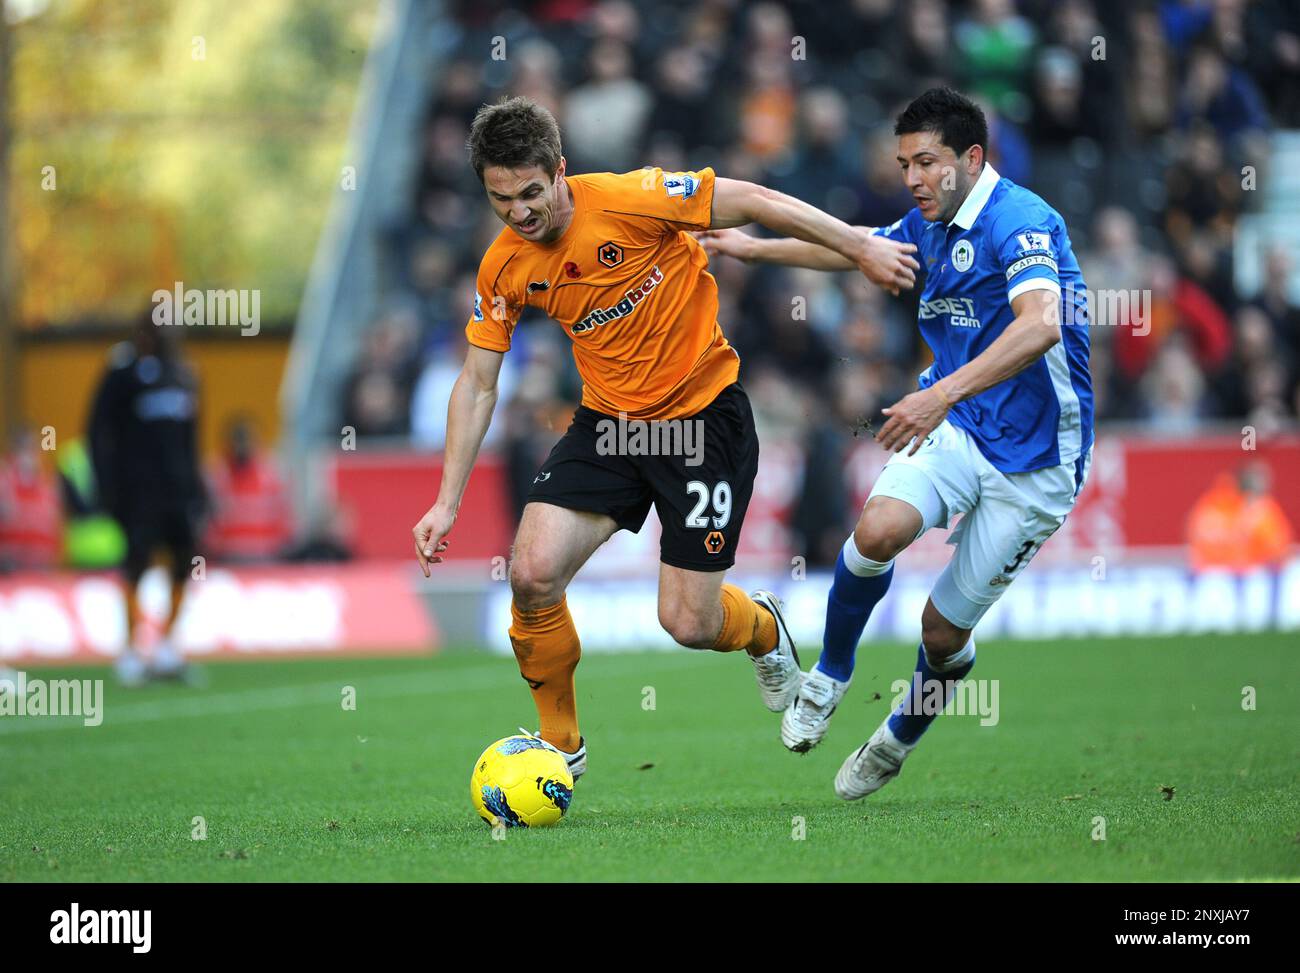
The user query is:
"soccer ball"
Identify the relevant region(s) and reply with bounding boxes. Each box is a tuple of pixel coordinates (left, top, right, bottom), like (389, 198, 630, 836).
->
(470, 735, 574, 828)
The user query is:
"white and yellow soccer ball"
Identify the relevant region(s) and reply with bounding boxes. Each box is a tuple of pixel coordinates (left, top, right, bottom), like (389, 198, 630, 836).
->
(470, 735, 574, 828)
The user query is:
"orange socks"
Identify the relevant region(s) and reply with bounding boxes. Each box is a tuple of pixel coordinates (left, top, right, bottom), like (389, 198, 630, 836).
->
(508, 588, 774, 749)
(508, 597, 582, 752)
(712, 583, 778, 656)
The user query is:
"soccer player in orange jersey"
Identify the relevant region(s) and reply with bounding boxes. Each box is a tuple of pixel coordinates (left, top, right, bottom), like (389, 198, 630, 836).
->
(412, 96, 917, 781)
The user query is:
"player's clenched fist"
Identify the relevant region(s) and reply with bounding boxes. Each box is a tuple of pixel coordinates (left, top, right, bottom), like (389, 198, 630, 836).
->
(854, 232, 919, 296)
(412, 503, 456, 577)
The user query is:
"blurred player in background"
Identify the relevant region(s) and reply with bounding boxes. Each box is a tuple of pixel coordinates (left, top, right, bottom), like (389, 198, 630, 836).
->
(89, 314, 205, 686)
(1188, 461, 1294, 572)
(205, 415, 291, 564)
(703, 88, 1094, 799)
(412, 96, 918, 780)
(0, 427, 61, 572)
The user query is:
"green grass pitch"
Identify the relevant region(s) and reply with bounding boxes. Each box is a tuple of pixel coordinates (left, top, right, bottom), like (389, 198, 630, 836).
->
(2, 633, 1297, 882)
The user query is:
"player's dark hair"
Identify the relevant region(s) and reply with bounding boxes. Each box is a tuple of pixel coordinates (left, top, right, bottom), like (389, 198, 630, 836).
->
(894, 87, 989, 158)
(467, 96, 563, 183)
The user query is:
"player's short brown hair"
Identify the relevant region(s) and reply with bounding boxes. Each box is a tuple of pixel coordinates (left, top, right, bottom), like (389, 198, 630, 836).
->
(467, 96, 563, 183)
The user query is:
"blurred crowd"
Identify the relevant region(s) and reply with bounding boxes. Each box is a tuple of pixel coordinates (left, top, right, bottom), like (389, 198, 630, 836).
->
(0, 414, 349, 574)
(6, 3, 1294, 577)
(349, 0, 1296, 560)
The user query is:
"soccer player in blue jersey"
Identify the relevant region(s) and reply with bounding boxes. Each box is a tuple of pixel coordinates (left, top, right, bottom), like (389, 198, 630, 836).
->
(699, 87, 1093, 799)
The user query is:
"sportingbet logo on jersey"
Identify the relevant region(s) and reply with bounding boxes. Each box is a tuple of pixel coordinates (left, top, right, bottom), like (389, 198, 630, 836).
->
(1006, 231, 1058, 281)
(572, 265, 664, 336)
(662, 172, 699, 201)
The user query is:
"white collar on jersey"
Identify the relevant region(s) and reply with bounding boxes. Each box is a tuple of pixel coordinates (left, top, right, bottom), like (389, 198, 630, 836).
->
(949, 163, 1001, 230)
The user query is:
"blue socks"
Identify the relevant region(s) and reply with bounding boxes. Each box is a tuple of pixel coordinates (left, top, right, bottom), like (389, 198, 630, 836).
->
(818, 532, 976, 748)
(887, 639, 976, 745)
(817, 537, 894, 682)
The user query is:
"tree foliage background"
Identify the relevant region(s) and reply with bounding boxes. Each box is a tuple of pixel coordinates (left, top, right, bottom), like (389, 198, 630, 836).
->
(8, 0, 378, 328)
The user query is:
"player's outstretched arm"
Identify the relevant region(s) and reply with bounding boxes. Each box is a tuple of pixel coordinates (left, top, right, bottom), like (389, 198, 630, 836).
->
(707, 178, 919, 293)
(876, 288, 1064, 455)
(695, 227, 864, 271)
(412, 343, 504, 576)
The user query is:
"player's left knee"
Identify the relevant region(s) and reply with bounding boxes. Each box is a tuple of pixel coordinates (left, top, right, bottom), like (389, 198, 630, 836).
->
(658, 606, 715, 650)
(921, 610, 969, 659)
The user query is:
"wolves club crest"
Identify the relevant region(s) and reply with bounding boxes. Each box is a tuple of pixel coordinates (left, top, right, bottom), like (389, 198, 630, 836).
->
(597, 242, 624, 268)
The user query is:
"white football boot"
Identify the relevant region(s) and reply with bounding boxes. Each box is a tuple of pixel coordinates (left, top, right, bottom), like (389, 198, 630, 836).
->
(748, 590, 802, 712)
(781, 667, 851, 753)
(149, 638, 185, 677)
(520, 727, 587, 782)
(114, 649, 148, 688)
(147, 638, 204, 686)
(834, 723, 913, 800)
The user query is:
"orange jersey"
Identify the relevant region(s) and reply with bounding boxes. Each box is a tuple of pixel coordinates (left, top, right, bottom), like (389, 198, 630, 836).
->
(1187, 475, 1295, 572)
(465, 167, 739, 420)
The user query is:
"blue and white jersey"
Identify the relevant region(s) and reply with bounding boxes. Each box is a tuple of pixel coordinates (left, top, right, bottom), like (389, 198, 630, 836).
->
(875, 164, 1093, 474)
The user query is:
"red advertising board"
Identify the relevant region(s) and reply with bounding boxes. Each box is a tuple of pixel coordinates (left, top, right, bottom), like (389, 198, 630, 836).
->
(331, 434, 1300, 563)
(330, 452, 514, 561)
(0, 563, 437, 665)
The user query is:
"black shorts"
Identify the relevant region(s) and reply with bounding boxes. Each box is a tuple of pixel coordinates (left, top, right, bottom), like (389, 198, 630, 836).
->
(527, 382, 759, 571)
(121, 502, 200, 581)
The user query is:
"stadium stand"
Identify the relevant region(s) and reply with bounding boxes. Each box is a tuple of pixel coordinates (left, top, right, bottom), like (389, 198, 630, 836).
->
(321, 0, 1298, 565)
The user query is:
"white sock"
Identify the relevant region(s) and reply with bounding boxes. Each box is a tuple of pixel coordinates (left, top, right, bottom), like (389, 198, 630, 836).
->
(842, 535, 892, 577)
(925, 636, 976, 672)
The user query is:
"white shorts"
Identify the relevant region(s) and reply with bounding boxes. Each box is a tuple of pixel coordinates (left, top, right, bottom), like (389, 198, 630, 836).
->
(868, 419, 1092, 629)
